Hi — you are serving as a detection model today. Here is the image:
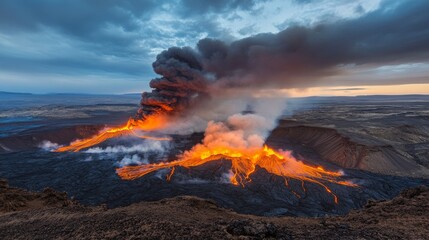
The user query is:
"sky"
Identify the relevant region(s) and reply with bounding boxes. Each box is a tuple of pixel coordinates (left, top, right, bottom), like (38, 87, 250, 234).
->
(0, 0, 428, 96)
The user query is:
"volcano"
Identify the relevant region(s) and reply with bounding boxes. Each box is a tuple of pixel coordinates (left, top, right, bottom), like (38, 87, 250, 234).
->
(53, 111, 359, 206)
(1, 94, 428, 217)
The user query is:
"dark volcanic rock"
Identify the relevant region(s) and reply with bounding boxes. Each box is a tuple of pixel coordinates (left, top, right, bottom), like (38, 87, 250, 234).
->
(226, 220, 281, 239)
(1, 96, 429, 219)
(0, 125, 103, 152)
(400, 185, 428, 199)
(0, 184, 428, 239)
(1, 135, 429, 217)
(0, 179, 78, 212)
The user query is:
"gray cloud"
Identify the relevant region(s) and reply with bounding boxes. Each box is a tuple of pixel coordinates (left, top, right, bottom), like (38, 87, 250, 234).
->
(354, 4, 365, 14)
(292, 0, 316, 4)
(133, 0, 429, 120)
(0, 0, 263, 82)
(177, 0, 261, 16)
(0, 0, 160, 80)
(326, 88, 367, 91)
(1, 0, 428, 96)
(196, 0, 429, 88)
(0, 0, 260, 45)
(238, 24, 257, 36)
(0, 1, 156, 36)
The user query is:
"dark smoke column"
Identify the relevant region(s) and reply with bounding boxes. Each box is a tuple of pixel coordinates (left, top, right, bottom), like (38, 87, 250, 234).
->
(137, 47, 208, 119)
(137, 0, 429, 120)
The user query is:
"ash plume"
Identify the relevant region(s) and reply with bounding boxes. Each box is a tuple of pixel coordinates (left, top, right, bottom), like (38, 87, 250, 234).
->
(137, 0, 429, 120)
(137, 47, 208, 119)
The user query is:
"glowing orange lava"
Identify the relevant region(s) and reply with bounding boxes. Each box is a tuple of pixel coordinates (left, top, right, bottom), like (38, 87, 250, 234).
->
(117, 145, 357, 203)
(55, 112, 357, 203)
(55, 115, 170, 152)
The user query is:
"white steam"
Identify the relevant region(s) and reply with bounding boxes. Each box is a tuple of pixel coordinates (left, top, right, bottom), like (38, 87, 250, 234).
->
(176, 178, 209, 184)
(118, 154, 149, 167)
(39, 140, 60, 151)
(160, 96, 286, 135)
(84, 141, 168, 154)
(219, 170, 234, 184)
(80, 140, 170, 168)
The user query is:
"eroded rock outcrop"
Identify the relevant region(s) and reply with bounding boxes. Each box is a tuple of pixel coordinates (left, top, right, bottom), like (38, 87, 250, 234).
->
(267, 120, 429, 178)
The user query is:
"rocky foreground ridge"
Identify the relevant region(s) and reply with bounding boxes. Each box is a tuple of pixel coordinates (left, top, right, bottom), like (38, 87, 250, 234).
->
(1, 179, 428, 240)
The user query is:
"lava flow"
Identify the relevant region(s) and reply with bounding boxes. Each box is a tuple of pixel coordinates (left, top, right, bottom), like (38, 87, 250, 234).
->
(117, 145, 357, 203)
(55, 115, 170, 152)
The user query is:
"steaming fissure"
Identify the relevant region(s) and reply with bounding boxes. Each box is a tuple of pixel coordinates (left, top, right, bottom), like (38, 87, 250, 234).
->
(117, 144, 356, 203)
(55, 115, 170, 152)
(56, 113, 357, 204)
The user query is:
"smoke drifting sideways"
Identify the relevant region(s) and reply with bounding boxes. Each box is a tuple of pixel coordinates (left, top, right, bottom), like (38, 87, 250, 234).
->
(56, 0, 429, 152)
(137, 0, 429, 122)
(137, 47, 208, 120)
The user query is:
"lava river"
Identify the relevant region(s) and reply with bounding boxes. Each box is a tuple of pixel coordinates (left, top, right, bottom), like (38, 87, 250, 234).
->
(117, 145, 357, 203)
(55, 115, 170, 152)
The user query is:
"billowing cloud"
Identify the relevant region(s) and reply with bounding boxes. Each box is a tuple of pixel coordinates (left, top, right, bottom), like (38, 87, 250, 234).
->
(196, 0, 429, 88)
(134, 0, 429, 120)
(0, 0, 261, 94)
(0, 1, 157, 37)
(0, 0, 428, 94)
(177, 0, 261, 16)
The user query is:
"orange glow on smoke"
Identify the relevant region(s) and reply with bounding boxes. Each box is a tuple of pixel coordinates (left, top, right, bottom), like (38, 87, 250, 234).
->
(117, 145, 357, 203)
(55, 115, 170, 152)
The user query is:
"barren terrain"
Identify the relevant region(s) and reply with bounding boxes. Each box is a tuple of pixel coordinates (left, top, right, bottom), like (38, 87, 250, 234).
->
(1, 179, 428, 239)
(1, 93, 429, 238)
(270, 96, 429, 178)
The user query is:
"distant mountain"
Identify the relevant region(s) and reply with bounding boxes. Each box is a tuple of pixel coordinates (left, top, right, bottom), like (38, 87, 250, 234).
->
(0, 91, 427, 100)
(0, 91, 141, 96)
(0, 91, 33, 95)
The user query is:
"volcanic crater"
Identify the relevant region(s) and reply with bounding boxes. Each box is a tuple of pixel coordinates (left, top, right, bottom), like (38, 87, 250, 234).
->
(1, 94, 428, 217)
